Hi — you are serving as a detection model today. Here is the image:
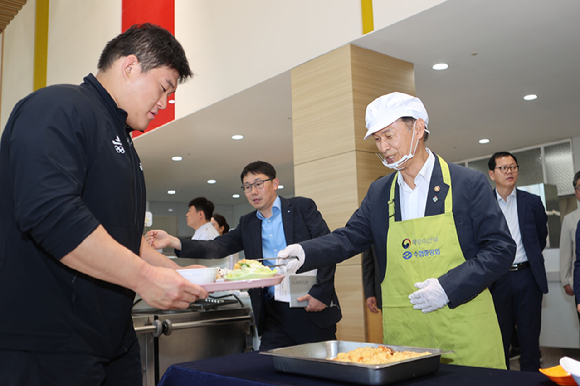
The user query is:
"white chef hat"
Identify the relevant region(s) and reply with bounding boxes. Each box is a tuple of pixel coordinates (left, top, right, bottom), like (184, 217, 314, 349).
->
(364, 92, 429, 139)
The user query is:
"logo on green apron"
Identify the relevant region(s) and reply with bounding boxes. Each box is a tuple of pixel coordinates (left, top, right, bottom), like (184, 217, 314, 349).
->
(401, 237, 441, 260)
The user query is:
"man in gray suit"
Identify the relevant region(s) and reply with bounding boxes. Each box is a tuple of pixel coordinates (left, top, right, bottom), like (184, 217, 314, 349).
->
(560, 171, 580, 320)
(488, 151, 548, 372)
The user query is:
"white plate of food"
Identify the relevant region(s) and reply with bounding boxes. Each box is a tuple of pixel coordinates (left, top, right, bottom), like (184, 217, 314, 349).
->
(199, 275, 284, 292)
(198, 259, 283, 292)
(225, 259, 279, 281)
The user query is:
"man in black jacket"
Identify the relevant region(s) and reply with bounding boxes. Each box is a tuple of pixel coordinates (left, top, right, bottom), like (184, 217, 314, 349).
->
(0, 24, 206, 386)
(147, 161, 342, 350)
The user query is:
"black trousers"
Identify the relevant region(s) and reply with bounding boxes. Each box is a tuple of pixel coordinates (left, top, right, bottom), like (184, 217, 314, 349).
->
(490, 267, 543, 372)
(0, 338, 142, 386)
(259, 298, 337, 351)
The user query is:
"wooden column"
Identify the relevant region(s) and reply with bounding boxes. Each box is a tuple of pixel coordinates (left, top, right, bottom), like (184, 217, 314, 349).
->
(291, 44, 415, 342)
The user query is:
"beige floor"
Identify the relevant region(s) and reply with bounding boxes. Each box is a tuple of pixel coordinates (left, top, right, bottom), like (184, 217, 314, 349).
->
(509, 346, 580, 371)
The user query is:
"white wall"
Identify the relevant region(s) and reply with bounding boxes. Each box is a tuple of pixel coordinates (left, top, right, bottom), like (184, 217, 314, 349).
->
(572, 136, 580, 174)
(373, 0, 446, 28)
(174, 0, 362, 120)
(0, 0, 446, 131)
(46, 0, 121, 86)
(1, 0, 36, 131)
(173, 0, 446, 120)
(1, 0, 122, 131)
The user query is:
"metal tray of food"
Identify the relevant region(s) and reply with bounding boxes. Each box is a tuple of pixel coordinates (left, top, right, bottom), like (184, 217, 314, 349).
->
(261, 340, 450, 385)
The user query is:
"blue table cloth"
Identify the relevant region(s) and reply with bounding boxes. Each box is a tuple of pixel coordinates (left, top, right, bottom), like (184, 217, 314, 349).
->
(158, 351, 551, 386)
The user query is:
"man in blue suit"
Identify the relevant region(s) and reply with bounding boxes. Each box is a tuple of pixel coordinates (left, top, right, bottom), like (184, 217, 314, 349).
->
(488, 151, 548, 372)
(279, 92, 515, 369)
(146, 161, 341, 350)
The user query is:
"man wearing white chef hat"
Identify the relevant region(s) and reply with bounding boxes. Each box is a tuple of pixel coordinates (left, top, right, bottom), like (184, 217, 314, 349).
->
(279, 92, 516, 369)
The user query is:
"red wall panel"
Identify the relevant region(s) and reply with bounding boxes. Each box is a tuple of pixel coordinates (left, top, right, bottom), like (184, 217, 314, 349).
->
(122, 0, 175, 138)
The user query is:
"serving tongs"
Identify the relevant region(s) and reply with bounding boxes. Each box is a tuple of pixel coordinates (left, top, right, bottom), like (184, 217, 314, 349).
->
(254, 256, 298, 268)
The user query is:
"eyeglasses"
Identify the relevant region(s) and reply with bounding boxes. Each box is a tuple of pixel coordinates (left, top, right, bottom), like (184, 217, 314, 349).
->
(495, 165, 519, 174)
(575, 185, 580, 191)
(241, 178, 273, 193)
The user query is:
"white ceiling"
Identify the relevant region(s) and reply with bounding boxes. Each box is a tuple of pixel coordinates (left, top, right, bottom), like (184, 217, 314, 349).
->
(135, 0, 580, 207)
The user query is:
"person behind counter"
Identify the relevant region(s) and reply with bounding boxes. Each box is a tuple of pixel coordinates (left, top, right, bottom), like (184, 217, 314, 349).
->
(574, 223, 580, 314)
(561, 172, 580, 304)
(278, 92, 516, 369)
(177, 197, 228, 268)
(211, 213, 231, 236)
(187, 197, 220, 240)
(0, 24, 207, 386)
(488, 151, 548, 372)
(211, 213, 240, 269)
(146, 161, 342, 350)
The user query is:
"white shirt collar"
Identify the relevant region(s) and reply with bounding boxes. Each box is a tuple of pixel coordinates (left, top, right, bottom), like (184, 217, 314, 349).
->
(496, 187, 517, 203)
(396, 149, 435, 190)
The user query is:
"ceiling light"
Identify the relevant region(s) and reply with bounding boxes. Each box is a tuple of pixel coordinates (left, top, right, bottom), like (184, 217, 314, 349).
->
(207, 179, 216, 184)
(172, 156, 182, 161)
(278, 185, 284, 189)
(168, 208, 174, 212)
(479, 138, 490, 144)
(231, 135, 244, 140)
(523, 94, 537, 101)
(432, 63, 449, 70)
(232, 194, 240, 199)
(167, 190, 176, 195)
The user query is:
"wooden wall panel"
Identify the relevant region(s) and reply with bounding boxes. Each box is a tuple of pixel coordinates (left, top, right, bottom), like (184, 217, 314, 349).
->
(356, 150, 395, 206)
(351, 44, 416, 153)
(294, 152, 358, 231)
(335, 263, 365, 342)
(291, 44, 355, 165)
(365, 308, 384, 343)
(291, 44, 414, 343)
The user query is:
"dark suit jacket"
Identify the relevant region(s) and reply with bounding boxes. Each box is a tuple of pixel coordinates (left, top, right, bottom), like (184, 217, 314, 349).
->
(362, 245, 382, 309)
(299, 155, 516, 309)
(179, 196, 342, 334)
(573, 221, 580, 303)
(494, 188, 548, 293)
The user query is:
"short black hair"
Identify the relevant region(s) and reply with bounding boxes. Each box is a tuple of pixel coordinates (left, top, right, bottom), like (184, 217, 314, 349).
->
(212, 213, 230, 234)
(240, 161, 276, 183)
(98, 23, 193, 84)
(574, 171, 580, 188)
(488, 151, 518, 171)
(188, 197, 214, 221)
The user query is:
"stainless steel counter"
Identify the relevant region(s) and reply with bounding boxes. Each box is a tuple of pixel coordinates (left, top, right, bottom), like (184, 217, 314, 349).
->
(133, 297, 256, 386)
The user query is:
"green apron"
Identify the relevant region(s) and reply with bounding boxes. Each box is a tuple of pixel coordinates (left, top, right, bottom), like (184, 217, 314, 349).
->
(381, 155, 505, 369)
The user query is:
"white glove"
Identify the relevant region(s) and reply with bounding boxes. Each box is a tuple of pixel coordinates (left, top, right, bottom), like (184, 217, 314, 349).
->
(277, 244, 305, 274)
(408, 278, 449, 313)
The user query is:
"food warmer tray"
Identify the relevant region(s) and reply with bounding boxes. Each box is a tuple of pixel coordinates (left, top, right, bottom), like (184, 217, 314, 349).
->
(261, 340, 450, 385)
